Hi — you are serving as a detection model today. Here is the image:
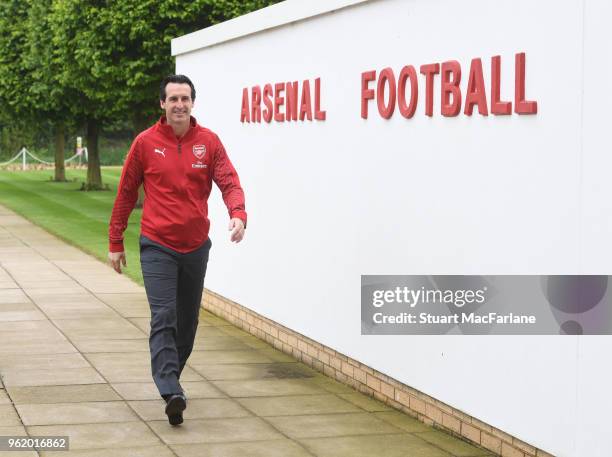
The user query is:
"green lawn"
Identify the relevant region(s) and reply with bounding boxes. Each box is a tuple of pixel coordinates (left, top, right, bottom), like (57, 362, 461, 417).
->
(0, 167, 144, 285)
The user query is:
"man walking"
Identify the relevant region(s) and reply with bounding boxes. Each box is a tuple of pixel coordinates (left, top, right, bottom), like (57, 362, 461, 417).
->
(108, 74, 247, 425)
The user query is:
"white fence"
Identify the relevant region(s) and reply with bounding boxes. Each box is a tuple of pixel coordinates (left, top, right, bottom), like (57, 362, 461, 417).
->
(0, 147, 88, 170)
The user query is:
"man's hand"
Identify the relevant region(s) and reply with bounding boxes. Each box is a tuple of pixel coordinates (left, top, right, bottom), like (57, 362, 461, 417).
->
(108, 251, 127, 274)
(228, 218, 245, 243)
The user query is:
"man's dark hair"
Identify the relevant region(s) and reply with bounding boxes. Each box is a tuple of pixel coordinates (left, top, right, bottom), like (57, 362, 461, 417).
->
(160, 75, 196, 101)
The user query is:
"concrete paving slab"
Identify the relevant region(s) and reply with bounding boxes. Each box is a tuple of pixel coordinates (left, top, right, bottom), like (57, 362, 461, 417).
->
(0, 425, 27, 436)
(0, 390, 10, 405)
(0, 320, 56, 332)
(170, 439, 313, 457)
(25, 286, 89, 296)
(0, 340, 77, 355)
(31, 298, 106, 311)
(0, 302, 36, 311)
(337, 392, 394, 412)
(72, 339, 149, 353)
(108, 306, 151, 318)
(17, 280, 84, 289)
(299, 434, 452, 457)
(198, 311, 232, 326)
(39, 446, 175, 457)
(96, 293, 150, 307)
(148, 417, 283, 445)
(255, 347, 298, 363)
(4, 268, 70, 283)
(187, 350, 276, 365)
(0, 404, 22, 425)
(225, 335, 271, 350)
(52, 317, 143, 332)
(0, 449, 38, 456)
(266, 412, 403, 439)
(191, 336, 252, 352)
(373, 411, 433, 432)
(311, 375, 359, 394)
(45, 307, 119, 320)
(103, 305, 150, 319)
(28, 422, 162, 450)
(236, 394, 363, 417)
(0, 289, 30, 305)
(0, 329, 69, 343)
(129, 398, 251, 421)
(84, 353, 203, 383)
(17, 401, 139, 426)
(7, 384, 121, 405)
(83, 282, 144, 294)
(112, 381, 224, 401)
(0, 353, 90, 371)
(126, 317, 151, 333)
(53, 318, 145, 340)
(1, 367, 105, 387)
(0, 309, 47, 322)
(191, 362, 316, 381)
(211, 378, 333, 397)
(415, 431, 494, 456)
(192, 326, 235, 338)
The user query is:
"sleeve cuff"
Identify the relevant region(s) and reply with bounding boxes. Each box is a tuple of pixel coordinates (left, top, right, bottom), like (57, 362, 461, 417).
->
(109, 240, 125, 253)
(230, 211, 247, 229)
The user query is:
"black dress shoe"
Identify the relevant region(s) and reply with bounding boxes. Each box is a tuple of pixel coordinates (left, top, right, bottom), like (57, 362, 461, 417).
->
(164, 393, 187, 426)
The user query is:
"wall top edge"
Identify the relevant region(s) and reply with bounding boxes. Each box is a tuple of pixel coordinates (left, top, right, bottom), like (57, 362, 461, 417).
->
(171, 0, 371, 56)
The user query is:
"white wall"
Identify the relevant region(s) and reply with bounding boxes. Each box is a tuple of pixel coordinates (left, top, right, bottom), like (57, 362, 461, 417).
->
(174, 1, 611, 455)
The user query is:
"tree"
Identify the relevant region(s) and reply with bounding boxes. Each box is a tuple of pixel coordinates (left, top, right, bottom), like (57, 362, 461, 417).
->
(0, 0, 33, 157)
(24, 0, 73, 181)
(0, 0, 74, 181)
(49, 0, 281, 190)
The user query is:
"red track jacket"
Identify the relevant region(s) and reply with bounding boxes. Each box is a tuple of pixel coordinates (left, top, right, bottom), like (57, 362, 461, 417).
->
(109, 116, 247, 253)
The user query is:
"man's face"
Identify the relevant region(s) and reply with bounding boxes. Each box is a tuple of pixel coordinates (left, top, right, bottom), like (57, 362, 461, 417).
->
(160, 83, 194, 124)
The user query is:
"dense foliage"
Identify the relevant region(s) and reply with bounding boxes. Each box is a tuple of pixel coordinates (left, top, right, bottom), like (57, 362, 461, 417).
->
(0, 0, 280, 186)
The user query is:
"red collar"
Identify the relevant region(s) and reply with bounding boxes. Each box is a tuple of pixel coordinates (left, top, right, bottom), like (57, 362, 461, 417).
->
(157, 115, 197, 141)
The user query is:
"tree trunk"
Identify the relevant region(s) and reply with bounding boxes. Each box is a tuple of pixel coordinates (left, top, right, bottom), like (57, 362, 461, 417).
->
(85, 118, 103, 190)
(53, 122, 66, 182)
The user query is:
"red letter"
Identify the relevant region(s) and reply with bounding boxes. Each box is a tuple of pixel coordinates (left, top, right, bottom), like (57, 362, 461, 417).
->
(361, 70, 376, 119)
(515, 52, 537, 114)
(419, 63, 440, 117)
(441, 60, 462, 117)
(285, 81, 298, 121)
(490, 56, 511, 115)
(262, 84, 273, 123)
(240, 88, 250, 123)
(299, 80, 312, 121)
(377, 68, 396, 119)
(251, 85, 262, 122)
(314, 77, 326, 120)
(274, 82, 285, 122)
(398, 65, 418, 119)
(464, 58, 488, 116)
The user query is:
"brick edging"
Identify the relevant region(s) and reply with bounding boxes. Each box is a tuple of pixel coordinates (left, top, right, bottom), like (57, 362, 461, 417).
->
(201, 289, 554, 457)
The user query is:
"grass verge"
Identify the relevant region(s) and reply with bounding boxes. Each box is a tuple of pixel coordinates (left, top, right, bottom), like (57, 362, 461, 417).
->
(0, 167, 144, 285)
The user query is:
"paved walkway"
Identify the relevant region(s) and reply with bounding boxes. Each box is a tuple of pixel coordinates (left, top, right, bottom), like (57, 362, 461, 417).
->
(0, 205, 492, 457)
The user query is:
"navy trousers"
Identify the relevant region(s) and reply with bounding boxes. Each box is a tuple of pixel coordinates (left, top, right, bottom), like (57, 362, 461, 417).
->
(139, 235, 211, 397)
